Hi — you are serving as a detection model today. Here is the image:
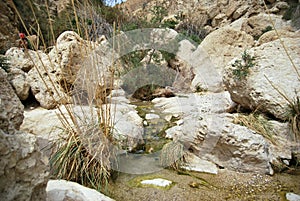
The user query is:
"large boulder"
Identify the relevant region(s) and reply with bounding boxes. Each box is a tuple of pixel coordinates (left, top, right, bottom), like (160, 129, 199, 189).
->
(46, 180, 115, 201)
(0, 68, 49, 201)
(191, 27, 254, 92)
(185, 113, 272, 173)
(0, 130, 49, 201)
(153, 91, 296, 174)
(21, 90, 144, 153)
(5, 47, 46, 72)
(223, 37, 300, 120)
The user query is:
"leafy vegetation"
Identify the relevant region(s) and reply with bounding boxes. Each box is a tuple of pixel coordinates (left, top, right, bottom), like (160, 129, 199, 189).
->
(232, 50, 256, 80)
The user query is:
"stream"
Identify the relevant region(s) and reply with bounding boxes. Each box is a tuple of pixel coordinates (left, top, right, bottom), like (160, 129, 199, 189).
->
(114, 100, 177, 174)
(109, 99, 300, 201)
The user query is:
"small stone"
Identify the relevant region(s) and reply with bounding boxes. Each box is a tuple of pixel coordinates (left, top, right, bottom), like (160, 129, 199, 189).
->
(145, 113, 160, 120)
(286, 192, 300, 201)
(141, 178, 172, 187)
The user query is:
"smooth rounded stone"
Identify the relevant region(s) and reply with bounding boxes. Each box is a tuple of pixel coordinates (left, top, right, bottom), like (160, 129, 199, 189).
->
(141, 178, 172, 187)
(145, 113, 160, 120)
(46, 180, 115, 201)
(286, 193, 300, 201)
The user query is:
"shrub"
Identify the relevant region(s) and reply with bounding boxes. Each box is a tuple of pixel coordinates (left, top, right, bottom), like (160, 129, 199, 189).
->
(232, 50, 256, 80)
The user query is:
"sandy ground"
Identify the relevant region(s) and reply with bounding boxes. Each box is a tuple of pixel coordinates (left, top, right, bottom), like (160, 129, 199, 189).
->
(108, 168, 300, 201)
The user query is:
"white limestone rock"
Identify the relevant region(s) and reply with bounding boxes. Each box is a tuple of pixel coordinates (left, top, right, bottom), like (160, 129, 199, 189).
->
(46, 180, 115, 201)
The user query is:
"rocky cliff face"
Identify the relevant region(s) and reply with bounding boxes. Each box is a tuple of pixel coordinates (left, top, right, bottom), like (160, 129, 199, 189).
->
(119, 0, 297, 33)
(0, 68, 49, 201)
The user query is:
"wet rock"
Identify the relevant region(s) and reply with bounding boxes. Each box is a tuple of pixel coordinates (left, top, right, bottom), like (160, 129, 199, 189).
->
(46, 180, 115, 201)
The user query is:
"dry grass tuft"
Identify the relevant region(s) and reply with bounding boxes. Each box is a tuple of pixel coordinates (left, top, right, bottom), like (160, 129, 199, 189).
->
(160, 141, 187, 170)
(233, 113, 276, 144)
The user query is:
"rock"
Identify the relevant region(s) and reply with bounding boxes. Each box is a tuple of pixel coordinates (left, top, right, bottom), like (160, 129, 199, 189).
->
(20, 107, 67, 157)
(241, 13, 292, 39)
(48, 31, 89, 85)
(0, 68, 24, 133)
(183, 113, 272, 173)
(212, 13, 227, 27)
(5, 47, 45, 72)
(181, 153, 218, 174)
(0, 130, 49, 201)
(145, 113, 160, 120)
(192, 27, 254, 92)
(7, 68, 30, 100)
(286, 192, 300, 201)
(140, 178, 172, 188)
(27, 60, 69, 109)
(275, 2, 289, 10)
(46, 180, 115, 201)
(223, 37, 300, 120)
(156, 92, 272, 173)
(152, 91, 235, 117)
(21, 99, 143, 154)
(258, 29, 300, 45)
(233, 5, 249, 20)
(113, 107, 144, 151)
(0, 1, 19, 53)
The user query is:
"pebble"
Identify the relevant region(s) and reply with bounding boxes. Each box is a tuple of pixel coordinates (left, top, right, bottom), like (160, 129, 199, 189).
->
(141, 178, 172, 187)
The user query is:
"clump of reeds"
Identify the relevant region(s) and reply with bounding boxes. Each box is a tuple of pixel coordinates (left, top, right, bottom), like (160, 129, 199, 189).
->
(160, 141, 187, 170)
(11, 0, 119, 193)
(233, 113, 276, 144)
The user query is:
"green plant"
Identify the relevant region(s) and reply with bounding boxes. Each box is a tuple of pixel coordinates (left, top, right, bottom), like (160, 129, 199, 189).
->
(195, 84, 207, 93)
(150, 5, 167, 25)
(50, 129, 115, 191)
(262, 25, 273, 34)
(232, 50, 256, 80)
(0, 56, 10, 72)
